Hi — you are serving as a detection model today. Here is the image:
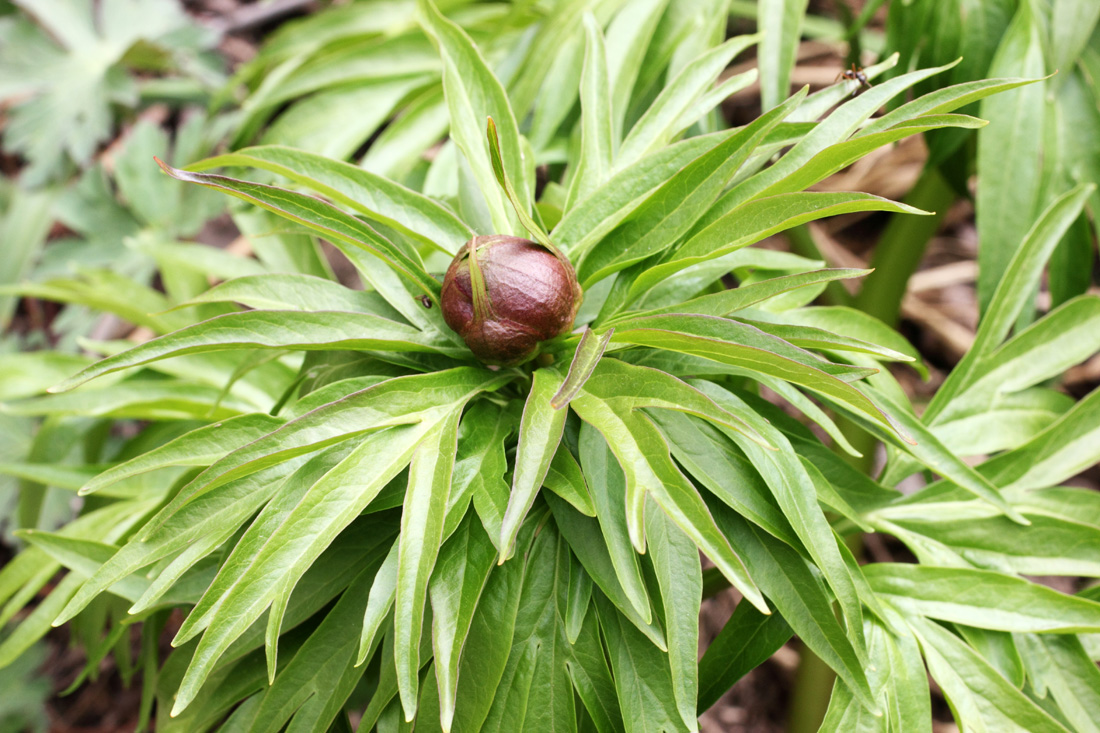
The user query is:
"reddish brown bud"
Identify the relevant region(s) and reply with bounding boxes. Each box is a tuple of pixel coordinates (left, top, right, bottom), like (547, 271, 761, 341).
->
(441, 235, 582, 366)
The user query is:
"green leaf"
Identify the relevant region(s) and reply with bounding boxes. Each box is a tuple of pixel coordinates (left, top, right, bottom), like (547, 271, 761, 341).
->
(603, 0, 668, 144)
(926, 183, 1094, 421)
(705, 60, 959, 223)
(191, 145, 472, 255)
(554, 133, 728, 256)
(80, 414, 285, 496)
(576, 89, 803, 287)
(758, 0, 808, 111)
(50, 310, 457, 393)
(52, 461, 302, 628)
(0, 499, 161, 665)
(951, 296, 1100, 418)
(525, 19, 585, 154)
(565, 14, 614, 210)
(144, 368, 510, 526)
(695, 383, 867, 662)
(241, 556, 390, 733)
(356, 540, 399, 668)
(235, 15, 437, 122)
(616, 34, 760, 170)
(629, 192, 927, 301)
(780, 305, 924, 365)
(615, 268, 870, 322)
(818, 609, 932, 733)
(652, 411, 798, 548)
(0, 187, 53, 326)
(362, 86, 449, 182)
(447, 401, 512, 552)
(170, 424, 431, 716)
(0, 270, 177, 333)
(485, 117, 552, 250)
(563, 551, 591, 646)
(594, 594, 682, 733)
(644, 503, 702, 731)
(866, 564, 1100, 633)
(437, 531, 525, 732)
(708, 504, 875, 711)
(859, 386, 1026, 523)
(552, 327, 615, 409)
(0, 352, 93, 402)
(954, 626, 1025, 689)
(417, 0, 527, 235)
(574, 423, 653, 625)
(909, 616, 1072, 733)
(173, 273, 403, 319)
(860, 76, 1044, 138)
(902, 386, 1100, 509)
(1017, 633, 1100, 733)
(543, 445, 596, 518)
(761, 114, 986, 198)
(393, 408, 461, 721)
(877, 511, 1100, 578)
(736, 318, 913, 362)
(155, 160, 441, 300)
(22, 532, 196, 608)
(429, 511, 496, 731)
(565, 603, 623, 733)
(5, 379, 254, 421)
(1052, 0, 1100, 76)
(975, 3, 1049, 312)
(0, 0, 191, 183)
(500, 369, 567, 561)
(0, 462, 108, 494)
(697, 600, 792, 711)
(571, 390, 767, 615)
(609, 315, 907, 442)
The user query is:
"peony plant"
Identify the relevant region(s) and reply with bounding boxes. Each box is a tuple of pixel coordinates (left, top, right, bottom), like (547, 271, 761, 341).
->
(2, 2, 1099, 732)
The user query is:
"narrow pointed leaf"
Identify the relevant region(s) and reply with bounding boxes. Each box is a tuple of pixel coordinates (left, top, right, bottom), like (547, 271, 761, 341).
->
(429, 513, 496, 731)
(926, 183, 1094, 422)
(565, 14, 613, 210)
(551, 327, 614, 409)
(189, 145, 473, 254)
(170, 425, 429, 715)
(80, 414, 285, 496)
(867, 564, 1100, 633)
(644, 503, 702, 731)
(52, 311, 457, 393)
(395, 408, 462, 720)
(698, 600, 792, 711)
(500, 369, 567, 560)
(418, 0, 527, 234)
(630, 192, 926, 300)
(155, 160, 440, 299)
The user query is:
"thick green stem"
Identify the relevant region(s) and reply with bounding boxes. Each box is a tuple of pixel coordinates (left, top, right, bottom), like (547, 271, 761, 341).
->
(787, 647, 839, 733)
(785, 424, 875, 733)
(786, 166, 954, 733)
(854, 165, 955, 327)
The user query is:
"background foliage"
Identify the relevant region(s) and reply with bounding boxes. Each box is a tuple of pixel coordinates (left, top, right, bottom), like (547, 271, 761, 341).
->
(1, 1, 1098, 732)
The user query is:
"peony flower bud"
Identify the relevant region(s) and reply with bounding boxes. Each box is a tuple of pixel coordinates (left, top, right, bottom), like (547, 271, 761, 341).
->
(441, 235, 582, 366)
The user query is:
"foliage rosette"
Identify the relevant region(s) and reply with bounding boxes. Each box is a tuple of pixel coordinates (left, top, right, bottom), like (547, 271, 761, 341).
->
(2, 2, 1100, 733)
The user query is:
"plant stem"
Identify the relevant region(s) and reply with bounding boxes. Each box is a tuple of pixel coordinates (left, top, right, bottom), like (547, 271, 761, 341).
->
(784, 424, 876, 733)
(854, 165, 955, 327)
(787, 647, 838, 733)
(787, 166, 954, 733)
